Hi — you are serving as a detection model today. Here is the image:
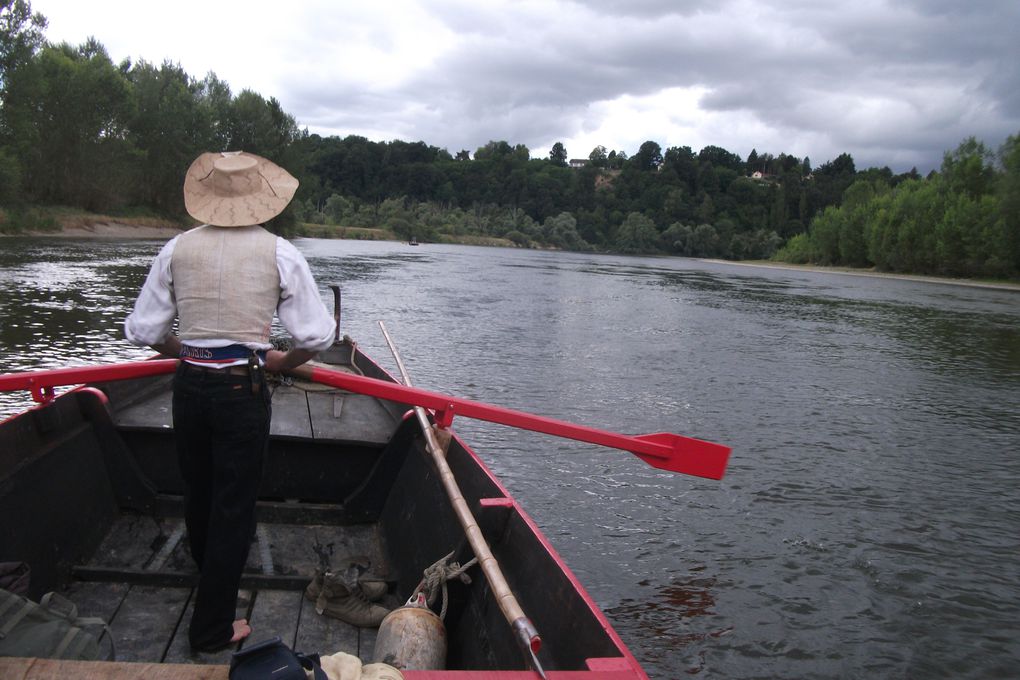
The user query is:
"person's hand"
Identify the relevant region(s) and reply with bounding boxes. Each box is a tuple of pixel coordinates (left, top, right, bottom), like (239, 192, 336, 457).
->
(264, 349, 288, 373)
(263, 348, 318, 373)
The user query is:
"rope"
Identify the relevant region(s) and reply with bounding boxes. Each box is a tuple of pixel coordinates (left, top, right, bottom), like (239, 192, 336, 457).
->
(413, 551, 478, 621)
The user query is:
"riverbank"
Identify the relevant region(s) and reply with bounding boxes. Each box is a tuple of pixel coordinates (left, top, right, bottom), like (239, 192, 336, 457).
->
(6, 210, 1017, 291)
(30, 221, 186, 239)
(705, 259, 1020, 291)
(0, 208, 186, 239)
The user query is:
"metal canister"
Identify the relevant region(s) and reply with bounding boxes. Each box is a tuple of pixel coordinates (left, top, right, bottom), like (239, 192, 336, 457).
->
(372, 593, 447, 670)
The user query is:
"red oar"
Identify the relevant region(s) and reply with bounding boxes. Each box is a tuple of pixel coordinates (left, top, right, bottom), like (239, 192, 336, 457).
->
(297, 365, 731, 480)
(0, 359, 731, 480)
(0, 359, 178, 403)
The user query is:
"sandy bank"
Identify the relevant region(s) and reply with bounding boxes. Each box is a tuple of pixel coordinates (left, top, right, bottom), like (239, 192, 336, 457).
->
(702, 259, 1020, 292)
(20, 221, 185, 239)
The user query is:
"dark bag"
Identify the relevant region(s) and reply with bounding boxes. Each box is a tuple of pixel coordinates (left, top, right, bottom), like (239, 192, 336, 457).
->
(0, 588, 113, 660)
(229, 636, 326, 680)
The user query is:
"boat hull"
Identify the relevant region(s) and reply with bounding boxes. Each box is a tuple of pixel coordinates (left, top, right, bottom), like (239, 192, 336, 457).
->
(0, 342, 648, 678)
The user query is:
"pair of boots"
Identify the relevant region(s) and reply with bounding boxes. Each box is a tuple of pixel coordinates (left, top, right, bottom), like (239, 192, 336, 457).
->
(305, 565, 391, 628)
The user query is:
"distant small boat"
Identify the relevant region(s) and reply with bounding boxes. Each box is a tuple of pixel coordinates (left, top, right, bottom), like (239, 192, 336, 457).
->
(408, 237, 419, 246)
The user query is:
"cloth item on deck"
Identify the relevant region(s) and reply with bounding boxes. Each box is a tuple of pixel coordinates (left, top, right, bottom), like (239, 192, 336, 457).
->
(313, 652, 404, 680)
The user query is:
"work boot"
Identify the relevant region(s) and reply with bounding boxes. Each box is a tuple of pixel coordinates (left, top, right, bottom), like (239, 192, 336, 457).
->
(305, 567, 388, 602)
(304, 568, 325, 603)
(315, 570, 391, 627)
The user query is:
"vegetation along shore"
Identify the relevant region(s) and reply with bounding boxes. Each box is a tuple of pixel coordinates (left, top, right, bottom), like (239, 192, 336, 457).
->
(1, 1, 1017, 282)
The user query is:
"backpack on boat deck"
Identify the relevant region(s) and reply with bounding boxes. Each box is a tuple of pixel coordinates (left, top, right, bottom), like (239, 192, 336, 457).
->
(0, 588, 113, 661)
(229, 636, 327, 680)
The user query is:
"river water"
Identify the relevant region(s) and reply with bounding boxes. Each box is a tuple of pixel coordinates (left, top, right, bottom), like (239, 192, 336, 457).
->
(1, 237, 1018, 679)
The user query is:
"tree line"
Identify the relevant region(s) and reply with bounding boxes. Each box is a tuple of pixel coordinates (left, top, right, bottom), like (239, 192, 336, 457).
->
(1, 0, 1017, 278)
(776, 136, 1019, 278)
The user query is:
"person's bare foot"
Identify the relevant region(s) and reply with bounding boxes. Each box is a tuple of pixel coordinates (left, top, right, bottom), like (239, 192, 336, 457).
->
(230, 618, 252, 643)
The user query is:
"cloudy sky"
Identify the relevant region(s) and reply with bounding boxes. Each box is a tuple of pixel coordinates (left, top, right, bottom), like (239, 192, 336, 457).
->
(30, 0, 1020, 173)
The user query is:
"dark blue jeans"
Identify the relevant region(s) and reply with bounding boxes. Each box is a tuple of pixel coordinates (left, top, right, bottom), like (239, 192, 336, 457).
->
(172, 362, 271, 650)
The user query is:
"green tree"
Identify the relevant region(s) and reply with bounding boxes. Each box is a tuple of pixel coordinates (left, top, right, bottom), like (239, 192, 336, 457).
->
(809, 206, 841, 265)
(588, 145, 608, 167)
(128, 60, 211, 213)
(0, 0, 46, 95)
(541, 211, 587, 250)
(660, 222, 693, 255)
(549, 141, 567, 167)
(745, 148, 759, 175)
(0, 144, 20, 204)
(998, 133, 1020, 273)
(5, 39, 135, 209)
(323, 193, 353, 224)
(614, 211, 659, 253)
(196, 72, 234, 151)
(663, 145, 697, 193)
(941, 136, 996, 199)
(632, 140, 663, 171)
(697, 145, 744, 173)
(225, 90, 299, 161)
(689, 223, 720, 257)
(774, 232, 814, 263)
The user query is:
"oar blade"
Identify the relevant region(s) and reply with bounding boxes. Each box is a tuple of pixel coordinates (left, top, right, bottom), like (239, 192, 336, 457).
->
(633, 432, 731, 480)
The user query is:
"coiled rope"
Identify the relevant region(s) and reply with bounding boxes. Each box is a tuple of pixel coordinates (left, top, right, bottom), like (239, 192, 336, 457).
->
(413, 551, 478, 621)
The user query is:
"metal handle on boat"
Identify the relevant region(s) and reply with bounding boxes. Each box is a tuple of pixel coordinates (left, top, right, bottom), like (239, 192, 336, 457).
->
(330, 285, 342, 344)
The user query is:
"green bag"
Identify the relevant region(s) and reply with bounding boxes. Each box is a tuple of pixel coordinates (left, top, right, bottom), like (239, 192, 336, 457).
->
(0, 588, 113, 660)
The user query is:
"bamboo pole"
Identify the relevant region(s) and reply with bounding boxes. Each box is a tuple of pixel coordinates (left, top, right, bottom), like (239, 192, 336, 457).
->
(377, 322, 547, 679)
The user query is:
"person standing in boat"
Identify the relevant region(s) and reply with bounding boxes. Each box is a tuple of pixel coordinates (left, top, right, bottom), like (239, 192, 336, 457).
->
(124, 151, 335, 651)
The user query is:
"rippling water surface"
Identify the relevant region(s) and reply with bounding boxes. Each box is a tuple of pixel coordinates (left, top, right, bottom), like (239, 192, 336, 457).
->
(2, 237, 1019, 679)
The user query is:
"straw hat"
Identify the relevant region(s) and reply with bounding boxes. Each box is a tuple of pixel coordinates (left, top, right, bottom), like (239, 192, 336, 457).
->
(183, 151, 299, 227)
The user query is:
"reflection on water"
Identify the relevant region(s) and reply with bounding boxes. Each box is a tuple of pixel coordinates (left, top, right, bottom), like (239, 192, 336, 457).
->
(608, 572, 731, 675)
(2, 238, 1020, 679)
(0, 239, 159, 414)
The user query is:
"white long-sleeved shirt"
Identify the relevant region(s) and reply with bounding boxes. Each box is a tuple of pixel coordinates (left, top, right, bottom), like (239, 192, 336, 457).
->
(125, 234, 335, 354)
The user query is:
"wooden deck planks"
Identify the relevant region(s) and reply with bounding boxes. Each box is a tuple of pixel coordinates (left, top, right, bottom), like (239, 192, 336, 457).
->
(246, 589, 302, 647)
(66, 513, 394, 665)
(0, 658, 229, 680)
(294, 596, 360, 657)
(308, 391, 398, 443)
(89, 514, 172, 570)
(105, 585, 190, 662)
(112, 388, 173, 430)
(258, 522, 395, 586)
(268, 386, 313, 439)
(161, 590, 251, 665)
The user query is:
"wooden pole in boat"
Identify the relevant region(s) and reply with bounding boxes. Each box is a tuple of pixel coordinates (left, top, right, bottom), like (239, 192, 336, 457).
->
(378, 322, 548, 680)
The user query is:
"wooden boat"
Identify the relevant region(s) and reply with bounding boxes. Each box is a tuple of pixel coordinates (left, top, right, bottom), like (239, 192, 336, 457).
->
(0, 331, 729, 679)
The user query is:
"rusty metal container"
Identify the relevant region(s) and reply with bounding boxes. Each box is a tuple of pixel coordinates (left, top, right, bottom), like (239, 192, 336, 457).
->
(372, 596, 447, 671)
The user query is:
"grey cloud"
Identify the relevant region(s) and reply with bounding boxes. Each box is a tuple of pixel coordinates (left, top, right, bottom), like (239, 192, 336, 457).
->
(279, 0, 1019, 172)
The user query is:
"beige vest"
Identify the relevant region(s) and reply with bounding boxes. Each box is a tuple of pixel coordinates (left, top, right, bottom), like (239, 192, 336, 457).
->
(171, 225, 280, 344)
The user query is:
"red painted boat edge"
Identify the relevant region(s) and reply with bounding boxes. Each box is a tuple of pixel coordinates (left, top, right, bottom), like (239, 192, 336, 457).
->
(444, 428, 650, 680)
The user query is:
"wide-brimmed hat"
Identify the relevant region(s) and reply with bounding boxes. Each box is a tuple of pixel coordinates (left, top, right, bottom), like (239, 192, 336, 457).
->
(183, 151, 299, 227)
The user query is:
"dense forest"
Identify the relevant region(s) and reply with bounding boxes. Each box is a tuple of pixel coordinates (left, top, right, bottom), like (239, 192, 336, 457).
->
(1, 1, 1018, 279)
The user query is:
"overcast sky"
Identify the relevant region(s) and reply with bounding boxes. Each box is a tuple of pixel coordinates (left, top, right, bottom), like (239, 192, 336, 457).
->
(30, 0, 1020, 173)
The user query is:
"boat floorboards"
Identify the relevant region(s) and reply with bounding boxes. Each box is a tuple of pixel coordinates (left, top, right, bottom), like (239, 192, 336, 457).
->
(64, 512, 400, 666)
